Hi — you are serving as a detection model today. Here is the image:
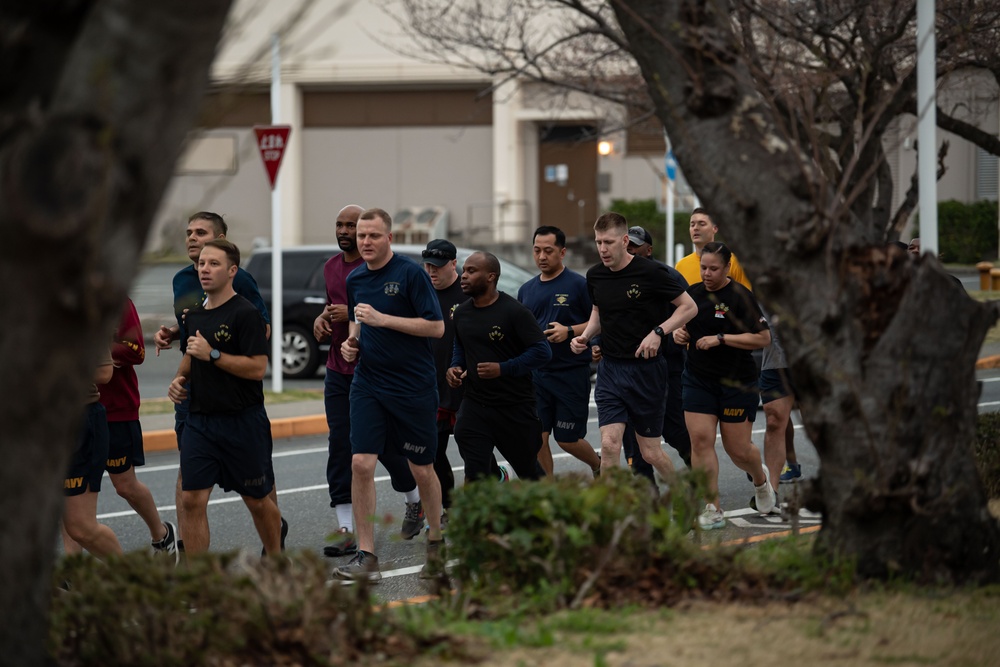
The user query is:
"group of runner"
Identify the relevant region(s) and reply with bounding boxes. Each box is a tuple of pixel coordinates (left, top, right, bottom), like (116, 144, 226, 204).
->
(62, 203, 801, 575)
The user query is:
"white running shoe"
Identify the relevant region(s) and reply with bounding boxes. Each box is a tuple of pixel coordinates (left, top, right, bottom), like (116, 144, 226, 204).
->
(698, 503, 726, 530)
(754, 466, 777, 515)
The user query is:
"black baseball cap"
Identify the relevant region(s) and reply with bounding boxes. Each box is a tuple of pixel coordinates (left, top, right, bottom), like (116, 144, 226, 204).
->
(627, 226, 652, 246)
(422, 239, 457, 266)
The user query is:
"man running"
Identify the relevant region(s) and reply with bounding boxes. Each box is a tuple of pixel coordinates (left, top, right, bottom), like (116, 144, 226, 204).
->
(675, 208, 752, 290)
(450, 251, 551, 481)
(167, 240, 282, 555)
(333, 208, 445, 582)
(517, 226, 600, 477)
(314, 205, 423, 558)
(570, 212, 696, 480)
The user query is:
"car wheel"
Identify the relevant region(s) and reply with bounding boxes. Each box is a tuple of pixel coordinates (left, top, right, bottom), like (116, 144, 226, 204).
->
(281, 325, 320, 379)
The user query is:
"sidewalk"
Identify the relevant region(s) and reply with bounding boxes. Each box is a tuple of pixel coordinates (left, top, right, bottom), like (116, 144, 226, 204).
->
(142, 399, 327, 453)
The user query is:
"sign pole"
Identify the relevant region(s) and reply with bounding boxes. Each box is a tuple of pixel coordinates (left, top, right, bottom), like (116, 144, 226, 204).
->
(664, 140, 677, 265)
(917, 0, 938, 256)
(270, 33, 283, 394)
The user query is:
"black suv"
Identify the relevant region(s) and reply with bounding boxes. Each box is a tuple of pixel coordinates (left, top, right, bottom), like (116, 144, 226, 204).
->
(244, 244, 535, 379)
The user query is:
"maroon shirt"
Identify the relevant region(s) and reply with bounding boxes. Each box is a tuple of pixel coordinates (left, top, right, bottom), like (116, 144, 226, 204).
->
(324, 253, 365, 374)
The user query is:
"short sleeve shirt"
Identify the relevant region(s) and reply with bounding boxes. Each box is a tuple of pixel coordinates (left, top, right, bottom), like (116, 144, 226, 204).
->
(346, 253, 443, 397)
(517, 269, 592, 370)
(684, 280, 768, 383)
(585, 256, 686, 360)
(324, 253, 366, 374)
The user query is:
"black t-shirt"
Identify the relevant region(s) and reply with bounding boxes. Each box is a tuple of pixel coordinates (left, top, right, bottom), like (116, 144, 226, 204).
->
(432, 280, 470, 412)
(453, 292, 547, 406)
(684, 280, 768, 383)
(184, 295, 268, 414)
(586, 256, 686, 360)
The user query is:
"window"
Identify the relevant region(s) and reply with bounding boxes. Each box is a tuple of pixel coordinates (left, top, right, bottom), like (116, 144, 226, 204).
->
(977, 145, 999, 201)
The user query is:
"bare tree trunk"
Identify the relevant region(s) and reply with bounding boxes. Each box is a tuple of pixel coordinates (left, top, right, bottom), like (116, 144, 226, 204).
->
(612, 0, 1000, 582)
(0, 1, 232, 663)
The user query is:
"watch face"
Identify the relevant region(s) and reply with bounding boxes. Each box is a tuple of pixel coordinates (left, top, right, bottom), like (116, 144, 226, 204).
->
(210, 349, 221, 361)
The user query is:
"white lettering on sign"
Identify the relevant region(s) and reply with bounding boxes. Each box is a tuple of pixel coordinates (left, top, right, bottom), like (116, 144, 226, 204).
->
(259, 134, 284, 150)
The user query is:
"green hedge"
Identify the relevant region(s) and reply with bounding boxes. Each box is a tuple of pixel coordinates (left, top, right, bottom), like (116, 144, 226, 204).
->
(935, 199, 998, 263)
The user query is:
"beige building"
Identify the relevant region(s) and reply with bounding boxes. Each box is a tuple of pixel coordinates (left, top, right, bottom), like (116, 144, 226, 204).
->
(151, 1, 998, 259)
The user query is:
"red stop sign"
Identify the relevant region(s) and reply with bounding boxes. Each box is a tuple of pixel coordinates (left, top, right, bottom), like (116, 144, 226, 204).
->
(253, 125, 292, 189)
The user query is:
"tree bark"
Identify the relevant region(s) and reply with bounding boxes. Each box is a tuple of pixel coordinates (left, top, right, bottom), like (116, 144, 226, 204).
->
(0, 1, 232, 663)
(612, 0, 1000, 582)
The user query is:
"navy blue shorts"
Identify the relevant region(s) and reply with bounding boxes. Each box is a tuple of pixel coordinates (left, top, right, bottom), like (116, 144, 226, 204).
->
(350, 381, 437, 466)
(180, 406, 274, 499)
(759, 368, 794, 404)
(65, 403, 108, 497)
(106, 420, 145, 473)
(594, 356, 667, 438)
(534, 365, 591, 442)
(682, 370, 758, 423)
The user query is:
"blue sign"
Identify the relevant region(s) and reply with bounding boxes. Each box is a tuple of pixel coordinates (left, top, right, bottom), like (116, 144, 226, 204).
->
(665, 150, 677, 182)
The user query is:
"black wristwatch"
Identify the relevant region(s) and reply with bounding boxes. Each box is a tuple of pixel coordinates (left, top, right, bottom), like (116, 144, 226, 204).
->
(653, 326, 666, 338)
(209, 348, 221, 363)
(717, 333, 725, 346)
(567, 326, 575, 338)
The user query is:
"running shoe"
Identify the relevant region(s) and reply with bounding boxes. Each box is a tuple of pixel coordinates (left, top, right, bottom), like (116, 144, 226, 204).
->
(753, 467, 776, 515)
(698, 503, 726, 530)
(261, 516, 289, 557)
(401, 501, 425, 540)
(749, 494, 782, 516)
(152, 521, 179, 565)
(332, 550, 381, 582)
(323, 527, 358, 557)
(779, 463, 802, 484)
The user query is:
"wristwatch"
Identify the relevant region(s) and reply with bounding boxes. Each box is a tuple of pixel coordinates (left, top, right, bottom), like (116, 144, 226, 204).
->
(209, 348, 221, 363)
(717, 333, 725, 346)
(653, 326, 666, 338)
(567, 326, 575, 338)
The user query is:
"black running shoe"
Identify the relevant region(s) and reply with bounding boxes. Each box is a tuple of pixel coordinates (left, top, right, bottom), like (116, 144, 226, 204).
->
(400, 501, 425, 540)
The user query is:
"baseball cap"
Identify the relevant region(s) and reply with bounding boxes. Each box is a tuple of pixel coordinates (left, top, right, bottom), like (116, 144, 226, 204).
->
(421, 239, 457, 266)
(627, 226, 652, 246)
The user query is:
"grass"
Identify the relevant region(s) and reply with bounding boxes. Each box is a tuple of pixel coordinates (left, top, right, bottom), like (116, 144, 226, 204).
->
(138, 388, 322, 416)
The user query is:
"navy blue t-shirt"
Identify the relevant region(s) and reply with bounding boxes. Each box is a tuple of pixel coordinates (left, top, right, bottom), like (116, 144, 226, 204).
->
(517, 269, 592, 371)
(347, 253, 443, 396)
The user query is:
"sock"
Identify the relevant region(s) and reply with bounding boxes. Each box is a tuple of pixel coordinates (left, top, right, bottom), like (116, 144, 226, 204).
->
(336, 503, 354, 532)
(403, 488, 421, 504)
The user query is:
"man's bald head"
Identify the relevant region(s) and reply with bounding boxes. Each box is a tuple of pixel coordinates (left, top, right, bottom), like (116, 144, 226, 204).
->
(336, 204, 365, 255)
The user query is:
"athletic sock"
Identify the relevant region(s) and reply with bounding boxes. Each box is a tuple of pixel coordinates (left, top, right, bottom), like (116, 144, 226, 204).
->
(403, 488, 421, 504)
(335, 503, 354, 532)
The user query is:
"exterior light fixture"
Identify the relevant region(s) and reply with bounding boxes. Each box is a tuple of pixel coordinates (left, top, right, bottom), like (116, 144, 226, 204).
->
(597, 140, 613, 156)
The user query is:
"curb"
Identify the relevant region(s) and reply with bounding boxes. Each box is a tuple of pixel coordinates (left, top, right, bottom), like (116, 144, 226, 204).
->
(142, 351, 1000, 453)
(977, 355, 1000, 370)
(144, 414, 328, 453)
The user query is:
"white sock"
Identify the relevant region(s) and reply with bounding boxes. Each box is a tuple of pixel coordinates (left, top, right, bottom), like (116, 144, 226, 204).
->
(336, 503, 353, 532)
(403, 488, 421, 504)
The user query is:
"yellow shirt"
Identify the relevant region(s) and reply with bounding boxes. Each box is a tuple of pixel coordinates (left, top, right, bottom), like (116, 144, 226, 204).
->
(676, 251, 752, 291)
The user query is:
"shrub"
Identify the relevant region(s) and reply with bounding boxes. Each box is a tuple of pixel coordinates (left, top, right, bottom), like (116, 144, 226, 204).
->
(49, 551, 451, 666)
(975, 412, 1000, 498)
(936, 199, 999, 264)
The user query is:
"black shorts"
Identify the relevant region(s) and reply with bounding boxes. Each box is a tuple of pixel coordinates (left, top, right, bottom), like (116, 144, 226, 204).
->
(594, 356, 667, 438)
(758, 368, 795, 405)
(65, 403, 108, 497)
(349, 381, 437, 466)
(180, 406, 274, 499)
(106, 420, 145, 473)
(682, 369, 758, 423)
(534, 366, 591, 442)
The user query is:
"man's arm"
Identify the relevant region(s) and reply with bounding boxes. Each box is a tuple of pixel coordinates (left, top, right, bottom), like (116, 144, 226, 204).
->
(353, 303, 445, 339)
(569, 306, 601, 354)
(167, 354, 191, 404)
(341, 321, 362, 363)
(185, 330, 268, 381)
(112, 301, 145, 366)
(496, 337, 551, 377)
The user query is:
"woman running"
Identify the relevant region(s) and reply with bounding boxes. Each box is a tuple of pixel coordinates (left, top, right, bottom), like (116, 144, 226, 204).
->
(673, 242, 775, 530)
